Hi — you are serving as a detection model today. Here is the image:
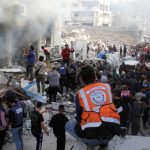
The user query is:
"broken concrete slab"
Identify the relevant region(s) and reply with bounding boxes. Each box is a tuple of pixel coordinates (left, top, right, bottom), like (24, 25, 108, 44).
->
(0, 68, 24, 73)
(0, 70, 8, 84)
(21, 79, 46, 96)
(108, 135, 150, 150)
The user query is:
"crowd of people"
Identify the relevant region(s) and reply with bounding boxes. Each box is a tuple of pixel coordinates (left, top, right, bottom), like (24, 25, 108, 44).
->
(0, 42, 150, 150)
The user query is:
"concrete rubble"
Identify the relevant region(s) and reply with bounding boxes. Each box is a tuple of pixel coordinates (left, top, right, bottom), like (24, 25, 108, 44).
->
(0, 70, 8, 85)
(1, 26, 150, 150)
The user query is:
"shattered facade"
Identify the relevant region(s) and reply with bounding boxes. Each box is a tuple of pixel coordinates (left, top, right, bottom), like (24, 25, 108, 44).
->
(0, 0, 62, 66)
(63, 0, 112, 27)
(0, 0, 26, 66)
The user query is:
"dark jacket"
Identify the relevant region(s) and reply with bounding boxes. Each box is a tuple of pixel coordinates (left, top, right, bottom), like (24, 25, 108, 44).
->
(49, 113, 68, 137)
(9, 103, 23, 128)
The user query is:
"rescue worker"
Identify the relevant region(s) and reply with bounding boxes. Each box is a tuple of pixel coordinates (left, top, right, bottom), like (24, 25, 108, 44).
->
(66, 65, 120, 143)
(8, 94, 24, 150)
(61, 44, 74, 66)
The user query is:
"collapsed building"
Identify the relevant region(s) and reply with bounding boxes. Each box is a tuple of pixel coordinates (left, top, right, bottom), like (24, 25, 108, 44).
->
(0, 0, 62, 67)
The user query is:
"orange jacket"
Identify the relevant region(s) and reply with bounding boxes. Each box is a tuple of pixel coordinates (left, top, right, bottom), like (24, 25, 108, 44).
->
(78, 82, 120, 130)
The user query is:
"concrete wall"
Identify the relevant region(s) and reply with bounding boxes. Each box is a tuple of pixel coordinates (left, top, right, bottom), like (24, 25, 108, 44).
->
(0, 71, 8, 84)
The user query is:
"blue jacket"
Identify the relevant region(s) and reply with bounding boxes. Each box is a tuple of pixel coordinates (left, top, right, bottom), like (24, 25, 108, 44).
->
(27, 50, 35, 65)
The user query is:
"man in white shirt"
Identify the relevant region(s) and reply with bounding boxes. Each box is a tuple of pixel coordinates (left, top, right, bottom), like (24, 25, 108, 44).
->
(35, 56, 47, 93)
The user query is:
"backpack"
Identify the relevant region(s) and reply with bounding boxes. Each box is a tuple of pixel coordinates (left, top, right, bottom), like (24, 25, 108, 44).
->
(59, 66, 67, 75)
(35, 66, 42, 76)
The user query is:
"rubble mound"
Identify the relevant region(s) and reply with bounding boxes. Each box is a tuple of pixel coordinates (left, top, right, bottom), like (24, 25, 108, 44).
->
(63, 26, 138, 45)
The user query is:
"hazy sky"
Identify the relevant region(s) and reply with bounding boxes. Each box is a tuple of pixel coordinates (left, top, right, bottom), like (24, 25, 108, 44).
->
(112, 0, 135, 3)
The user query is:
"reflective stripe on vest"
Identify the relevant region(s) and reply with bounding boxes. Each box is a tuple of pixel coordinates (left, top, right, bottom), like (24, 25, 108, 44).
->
(101, 117, 120, 124)
(105, 84, 112, 103)
(79, 89, 90, 111)
(81, 122, 102, 130)
(78, 83, 120, 130)
(79, 84, 112, 111)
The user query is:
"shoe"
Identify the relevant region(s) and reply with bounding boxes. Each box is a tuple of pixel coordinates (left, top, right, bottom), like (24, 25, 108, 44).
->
(120, 127, 127, 137)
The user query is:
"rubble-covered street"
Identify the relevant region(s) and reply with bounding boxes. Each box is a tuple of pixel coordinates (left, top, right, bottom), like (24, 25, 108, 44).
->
(1, 0, 150, 150)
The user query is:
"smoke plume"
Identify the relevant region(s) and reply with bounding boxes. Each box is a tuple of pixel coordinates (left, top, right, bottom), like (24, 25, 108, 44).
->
(111, 0, 150, 35)
(0, 0, 68, 62)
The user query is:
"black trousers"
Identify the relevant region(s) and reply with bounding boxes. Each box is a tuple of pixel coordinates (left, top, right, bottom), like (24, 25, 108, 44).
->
(63, 59, 69, 66)
(26, 64, 34, 81)
(32, 132, 43, 150)
(59, 79, 68, 93)
(0, 130, 6, 150)
(48, 86, 59, 103)
(75, 122, 120, 139)
(68, 76, 76, 90)
(131, 117, 140, 135)
(55, 134, 66, 150)
(142, 108, 149, 128)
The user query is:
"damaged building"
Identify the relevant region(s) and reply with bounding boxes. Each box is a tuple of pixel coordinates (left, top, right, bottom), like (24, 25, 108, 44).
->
(0, 0, 62, 67)
(63, 0, 112, 27)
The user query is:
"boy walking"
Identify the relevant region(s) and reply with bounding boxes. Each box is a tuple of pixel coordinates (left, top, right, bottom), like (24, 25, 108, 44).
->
(30, 102, 49, 150)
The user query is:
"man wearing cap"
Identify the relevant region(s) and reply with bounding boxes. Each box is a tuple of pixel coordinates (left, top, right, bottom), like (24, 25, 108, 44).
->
(41, 46, 50, 61)
(61, 44, 74, 66)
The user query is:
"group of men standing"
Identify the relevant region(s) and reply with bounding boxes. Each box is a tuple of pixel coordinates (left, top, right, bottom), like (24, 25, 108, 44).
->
(2, 40, 149, 150)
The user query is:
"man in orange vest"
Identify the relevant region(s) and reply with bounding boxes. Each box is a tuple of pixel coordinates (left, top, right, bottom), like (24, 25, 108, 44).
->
(66, 65, 120, 144)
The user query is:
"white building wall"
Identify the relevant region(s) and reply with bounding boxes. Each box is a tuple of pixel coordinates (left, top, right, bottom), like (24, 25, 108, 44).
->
(63, 0, 112, 27)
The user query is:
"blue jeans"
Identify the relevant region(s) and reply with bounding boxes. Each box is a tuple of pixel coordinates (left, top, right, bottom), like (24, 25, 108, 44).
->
(65, 120, 108, 145)
(11, 126, 23, 150)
